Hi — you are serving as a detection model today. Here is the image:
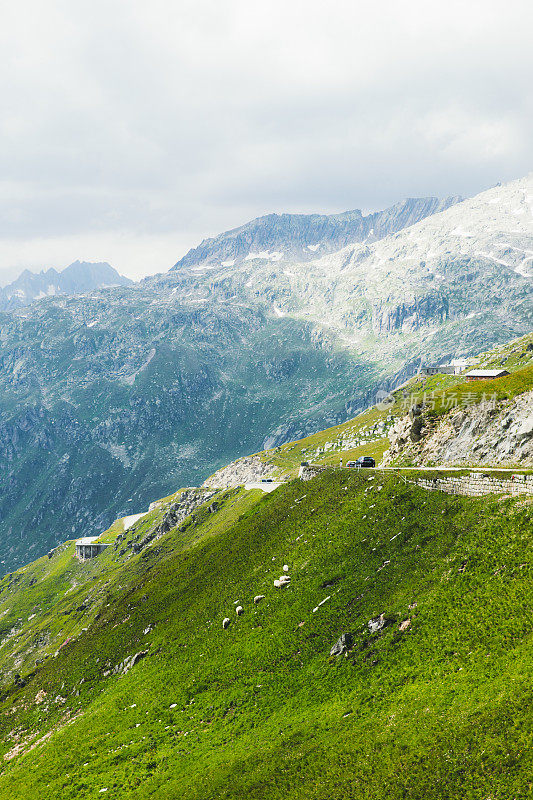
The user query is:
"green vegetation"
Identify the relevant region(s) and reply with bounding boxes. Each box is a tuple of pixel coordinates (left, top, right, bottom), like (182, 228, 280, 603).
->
(0, 470, 530, 798)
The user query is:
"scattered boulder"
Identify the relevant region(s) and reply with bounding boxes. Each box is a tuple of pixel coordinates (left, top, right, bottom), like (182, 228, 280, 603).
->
(274, 575, 291, 588)
(236, 606, 243, 616)
(399, 619, 411, 632)
(367, 613, 389, 633)
(320, 576, 343, 589)
(253, 595, 265, 604)
(222, 617, 231, 630)
(330, 633, 353, 656)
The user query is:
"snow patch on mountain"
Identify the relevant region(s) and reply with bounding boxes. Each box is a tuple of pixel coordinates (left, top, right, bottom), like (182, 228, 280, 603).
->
(245, 251, 284, 262)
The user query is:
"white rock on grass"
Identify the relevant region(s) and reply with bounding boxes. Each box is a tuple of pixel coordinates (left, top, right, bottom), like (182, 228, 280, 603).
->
(236, 606, 244, 615)
(254, 595, 265, 604)
(222, 617, 230, 629)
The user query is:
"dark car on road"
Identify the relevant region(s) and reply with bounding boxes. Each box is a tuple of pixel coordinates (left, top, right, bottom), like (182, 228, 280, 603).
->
(353, 456, 375, 468)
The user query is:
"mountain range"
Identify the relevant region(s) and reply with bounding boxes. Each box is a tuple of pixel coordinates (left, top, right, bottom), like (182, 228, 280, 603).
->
(0, 177, 531, 572)
(0, 261, 132, 312)
(172, 196, 461, 269)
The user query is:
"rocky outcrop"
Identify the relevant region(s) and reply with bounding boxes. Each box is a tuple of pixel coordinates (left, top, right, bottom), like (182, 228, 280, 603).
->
(108, 650, 148, 676)
(114, 489, 217, 556)
(203, 456, 277, 488)
(383, 390, 533, 467)
(330, 633, 353, 656)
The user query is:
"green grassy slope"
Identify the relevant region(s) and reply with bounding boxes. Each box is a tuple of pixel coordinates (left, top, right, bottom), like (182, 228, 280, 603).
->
(0, 471, 530, 798)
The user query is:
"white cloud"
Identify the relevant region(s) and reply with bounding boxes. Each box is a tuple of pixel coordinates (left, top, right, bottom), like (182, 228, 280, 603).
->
(0, 0, 532, 281)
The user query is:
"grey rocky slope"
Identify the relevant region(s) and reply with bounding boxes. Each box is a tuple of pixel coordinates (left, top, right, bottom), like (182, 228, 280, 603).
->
(202, 455, 277, 489)
(383, 389, 533, 467)
(0, 260, 132, 312)
(155, 175, 533, 381)
(171, 196, 461, 269)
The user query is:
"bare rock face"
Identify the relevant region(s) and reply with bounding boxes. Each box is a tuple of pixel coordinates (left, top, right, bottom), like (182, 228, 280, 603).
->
(383, 390, 533, 467)
(125, 489, 217, 557)
(203, 456, 276, 489)
(0, 261, 132, 313)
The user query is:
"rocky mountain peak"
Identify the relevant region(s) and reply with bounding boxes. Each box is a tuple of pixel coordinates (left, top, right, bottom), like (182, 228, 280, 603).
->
(171, 195, 461, 270)
(0, 261, 133, 313)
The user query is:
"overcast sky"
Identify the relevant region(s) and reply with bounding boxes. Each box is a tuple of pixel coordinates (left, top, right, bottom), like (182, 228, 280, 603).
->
(0, 0, 532, 283)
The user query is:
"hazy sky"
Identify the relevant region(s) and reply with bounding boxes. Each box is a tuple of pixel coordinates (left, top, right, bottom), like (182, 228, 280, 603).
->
(0, 0, 532, 283)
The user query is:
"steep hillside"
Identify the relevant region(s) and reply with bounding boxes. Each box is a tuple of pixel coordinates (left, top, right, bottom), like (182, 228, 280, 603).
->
(0, 261, 132, 312)
(171, 196, 460, 269)
(0, 468, 530, 798)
